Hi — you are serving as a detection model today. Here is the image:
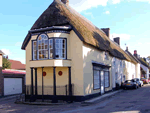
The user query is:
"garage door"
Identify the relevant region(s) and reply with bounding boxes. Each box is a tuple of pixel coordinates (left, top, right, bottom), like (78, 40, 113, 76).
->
(4, 78, 22, 96)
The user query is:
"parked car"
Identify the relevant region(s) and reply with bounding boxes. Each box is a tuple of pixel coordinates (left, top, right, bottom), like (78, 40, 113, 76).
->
(132, 78, 143, 87)
(122, 80, 139, 89)
(141, 78, 150, 84)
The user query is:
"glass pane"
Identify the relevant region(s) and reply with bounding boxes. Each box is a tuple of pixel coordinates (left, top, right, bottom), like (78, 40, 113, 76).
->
(56, 43, 59, 49)
(34, 51, 36, 55)
(50, 53, 53, 58)
(50, 49, 53, 53)
(45, 40, 48, 45)
(34, 55, 37, 60)
(34, 46, 36, 50)
(56, 39, 59, 43)
(34, 42, 36, 46)
(42, 45, 44, 49)
(39, 54, 41, 59)
(38, 40, 42, 45)
(50, 39, 53, 44)
(38, 36, 41, 40)
(45, 45, 48, 49)
(63, 54, 65, 58)
(45, 50, 48, 58)
(39, 50, 41, 54)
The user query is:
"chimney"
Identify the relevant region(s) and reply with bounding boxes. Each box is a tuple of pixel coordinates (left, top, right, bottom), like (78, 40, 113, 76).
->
(61, 0, 69, 5)
(126, 46, 128, 51)
(101, 28, 110, 38)
(113, 37, 120, 45)
(134, 50, 137, 58)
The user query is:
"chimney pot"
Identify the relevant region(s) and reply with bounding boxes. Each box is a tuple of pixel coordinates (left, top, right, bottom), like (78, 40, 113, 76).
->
(101, 28, 110, 38)
(61, 0, 69, 5)
(134, 50, 137, 58)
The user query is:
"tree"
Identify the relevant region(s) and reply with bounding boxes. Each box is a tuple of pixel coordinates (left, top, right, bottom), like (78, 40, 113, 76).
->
(2, 57, 11, 69)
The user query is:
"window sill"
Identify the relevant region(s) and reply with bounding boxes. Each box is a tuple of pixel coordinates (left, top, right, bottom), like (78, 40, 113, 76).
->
(30, 59, 71, 67)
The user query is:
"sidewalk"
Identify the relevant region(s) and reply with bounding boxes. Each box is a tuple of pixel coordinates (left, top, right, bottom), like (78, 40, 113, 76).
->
(81, 89, 123, 105)
(0, 94, 20, 101)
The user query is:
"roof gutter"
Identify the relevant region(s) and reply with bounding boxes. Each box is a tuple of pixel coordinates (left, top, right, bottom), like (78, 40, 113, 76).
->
(29, 25, 72, 33)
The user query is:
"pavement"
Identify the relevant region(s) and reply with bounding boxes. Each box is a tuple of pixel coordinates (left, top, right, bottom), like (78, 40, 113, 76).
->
(0, 84, 149, 113)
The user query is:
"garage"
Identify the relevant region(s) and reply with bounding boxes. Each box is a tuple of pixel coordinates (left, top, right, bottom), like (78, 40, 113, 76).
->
(0, 69, 26, 96)
(4, 78, 22, 96)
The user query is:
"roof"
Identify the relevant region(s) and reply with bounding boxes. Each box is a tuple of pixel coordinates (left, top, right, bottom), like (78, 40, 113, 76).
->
(125, 50, 140, 64)
(21, 0, 134, 62)
(2, 69, 26, 75)
(0, 50, 5, 55)
(9, 60, 26, 70)
(138, 58, 149, 68)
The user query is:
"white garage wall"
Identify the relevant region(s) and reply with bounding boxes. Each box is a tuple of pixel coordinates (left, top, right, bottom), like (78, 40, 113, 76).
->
(4, 78, 22, 96)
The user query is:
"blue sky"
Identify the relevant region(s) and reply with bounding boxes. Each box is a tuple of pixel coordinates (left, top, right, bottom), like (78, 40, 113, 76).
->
(0, 0, 150, 64)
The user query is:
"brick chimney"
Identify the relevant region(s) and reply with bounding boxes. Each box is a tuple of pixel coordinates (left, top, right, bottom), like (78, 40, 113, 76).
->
(113, 37, 120, 46)
(61, 0, 69, 5)
(134, 50, 137, 58)
(101, 28, 110, 38)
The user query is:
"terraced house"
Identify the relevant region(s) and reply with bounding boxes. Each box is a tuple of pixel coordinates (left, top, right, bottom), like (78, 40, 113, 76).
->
(21, 0, 138, 102)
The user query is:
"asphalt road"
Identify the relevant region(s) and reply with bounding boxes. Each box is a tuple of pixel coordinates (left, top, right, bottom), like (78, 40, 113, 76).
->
(0, 84, 150, 113)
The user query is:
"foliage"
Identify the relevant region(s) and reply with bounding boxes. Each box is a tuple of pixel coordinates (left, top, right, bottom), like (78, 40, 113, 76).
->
(2, 57, 11, 69)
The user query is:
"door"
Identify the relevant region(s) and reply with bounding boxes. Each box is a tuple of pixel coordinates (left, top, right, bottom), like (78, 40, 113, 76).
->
(101, 71, 105, 94)
(4, 78, 22, 96)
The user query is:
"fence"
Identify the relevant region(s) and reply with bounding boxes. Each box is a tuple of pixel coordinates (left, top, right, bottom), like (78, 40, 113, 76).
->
(26, 84, 74, 96)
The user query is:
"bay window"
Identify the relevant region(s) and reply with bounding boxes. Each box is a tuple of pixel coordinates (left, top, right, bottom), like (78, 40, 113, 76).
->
(32, 34, 67, 60)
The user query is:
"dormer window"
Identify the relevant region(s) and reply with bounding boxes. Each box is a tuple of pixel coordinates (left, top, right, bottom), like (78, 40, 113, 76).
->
(32, 34, 67, 60)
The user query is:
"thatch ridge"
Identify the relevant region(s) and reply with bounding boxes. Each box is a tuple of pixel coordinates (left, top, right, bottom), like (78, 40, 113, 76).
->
(21, 0, 134, 62)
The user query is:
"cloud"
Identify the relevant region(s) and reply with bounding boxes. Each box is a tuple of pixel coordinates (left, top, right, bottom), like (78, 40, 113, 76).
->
(70, 0, 109, 12)
(83, 12, 95, 19)
(112, 0, 121, 4)
(15, 42, 22, 47)
(105, 11, 110, 14)
(110, 33, 131, 40)
(1, 49, 11, 55)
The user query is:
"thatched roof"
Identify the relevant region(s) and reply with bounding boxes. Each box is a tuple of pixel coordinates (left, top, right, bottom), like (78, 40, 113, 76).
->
(125, 50, 140, 64)
(21, 0, 135, 62)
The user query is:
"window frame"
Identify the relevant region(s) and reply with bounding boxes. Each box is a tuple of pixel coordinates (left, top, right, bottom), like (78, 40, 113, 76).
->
(32, 34, 67, 60)
(104, 71, 110, 88)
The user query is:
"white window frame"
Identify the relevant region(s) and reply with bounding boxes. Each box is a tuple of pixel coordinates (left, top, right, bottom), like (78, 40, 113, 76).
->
(33, 41, 37, 60)
(104, 71, 109, 88)
(49, 39, 53, 59)
(37, 34, 48, 60)
(93, 70, 100, 90)
(55, 39, 66, 59)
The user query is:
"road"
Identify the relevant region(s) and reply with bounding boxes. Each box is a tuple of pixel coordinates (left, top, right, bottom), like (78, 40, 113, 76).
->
(0, 84, 150, 113)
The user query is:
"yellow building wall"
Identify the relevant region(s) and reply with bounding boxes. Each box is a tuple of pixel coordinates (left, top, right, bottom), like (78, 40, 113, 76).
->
(82, 43, 113, 96)
(25, 31, 84, 96)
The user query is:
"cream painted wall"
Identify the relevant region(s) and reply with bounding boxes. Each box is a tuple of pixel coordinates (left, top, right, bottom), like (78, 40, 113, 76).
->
(112, 57, 124, 88)
(82, 44, 112, 96)
(25, 31, 84, 96)
(69, 31, 84, 96)
(135, 63, 140, 79)
(124, 61, 136, 80)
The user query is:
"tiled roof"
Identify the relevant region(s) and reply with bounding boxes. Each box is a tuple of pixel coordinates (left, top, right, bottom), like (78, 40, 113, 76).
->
(9, 60, 26, 70)
(2, 69, 26, 75)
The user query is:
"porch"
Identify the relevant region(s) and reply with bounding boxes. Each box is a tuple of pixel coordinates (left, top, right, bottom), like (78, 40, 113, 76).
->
(25, 67, 73, 103)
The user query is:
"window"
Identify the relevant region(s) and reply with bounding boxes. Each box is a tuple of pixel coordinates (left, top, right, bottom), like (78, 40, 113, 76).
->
(55, 39, 66, 59)
(33, 41, 37, 60)
(93, 70, 100, 89)
(104, 71, 109, 87)
(32, 34, 67, 60)
(49, 39, 53, 59)
(120, 60, 122, 67)
(105, 52, 108, 60)
(37, 34, 48, 60)
(113, 58, 116, 66)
